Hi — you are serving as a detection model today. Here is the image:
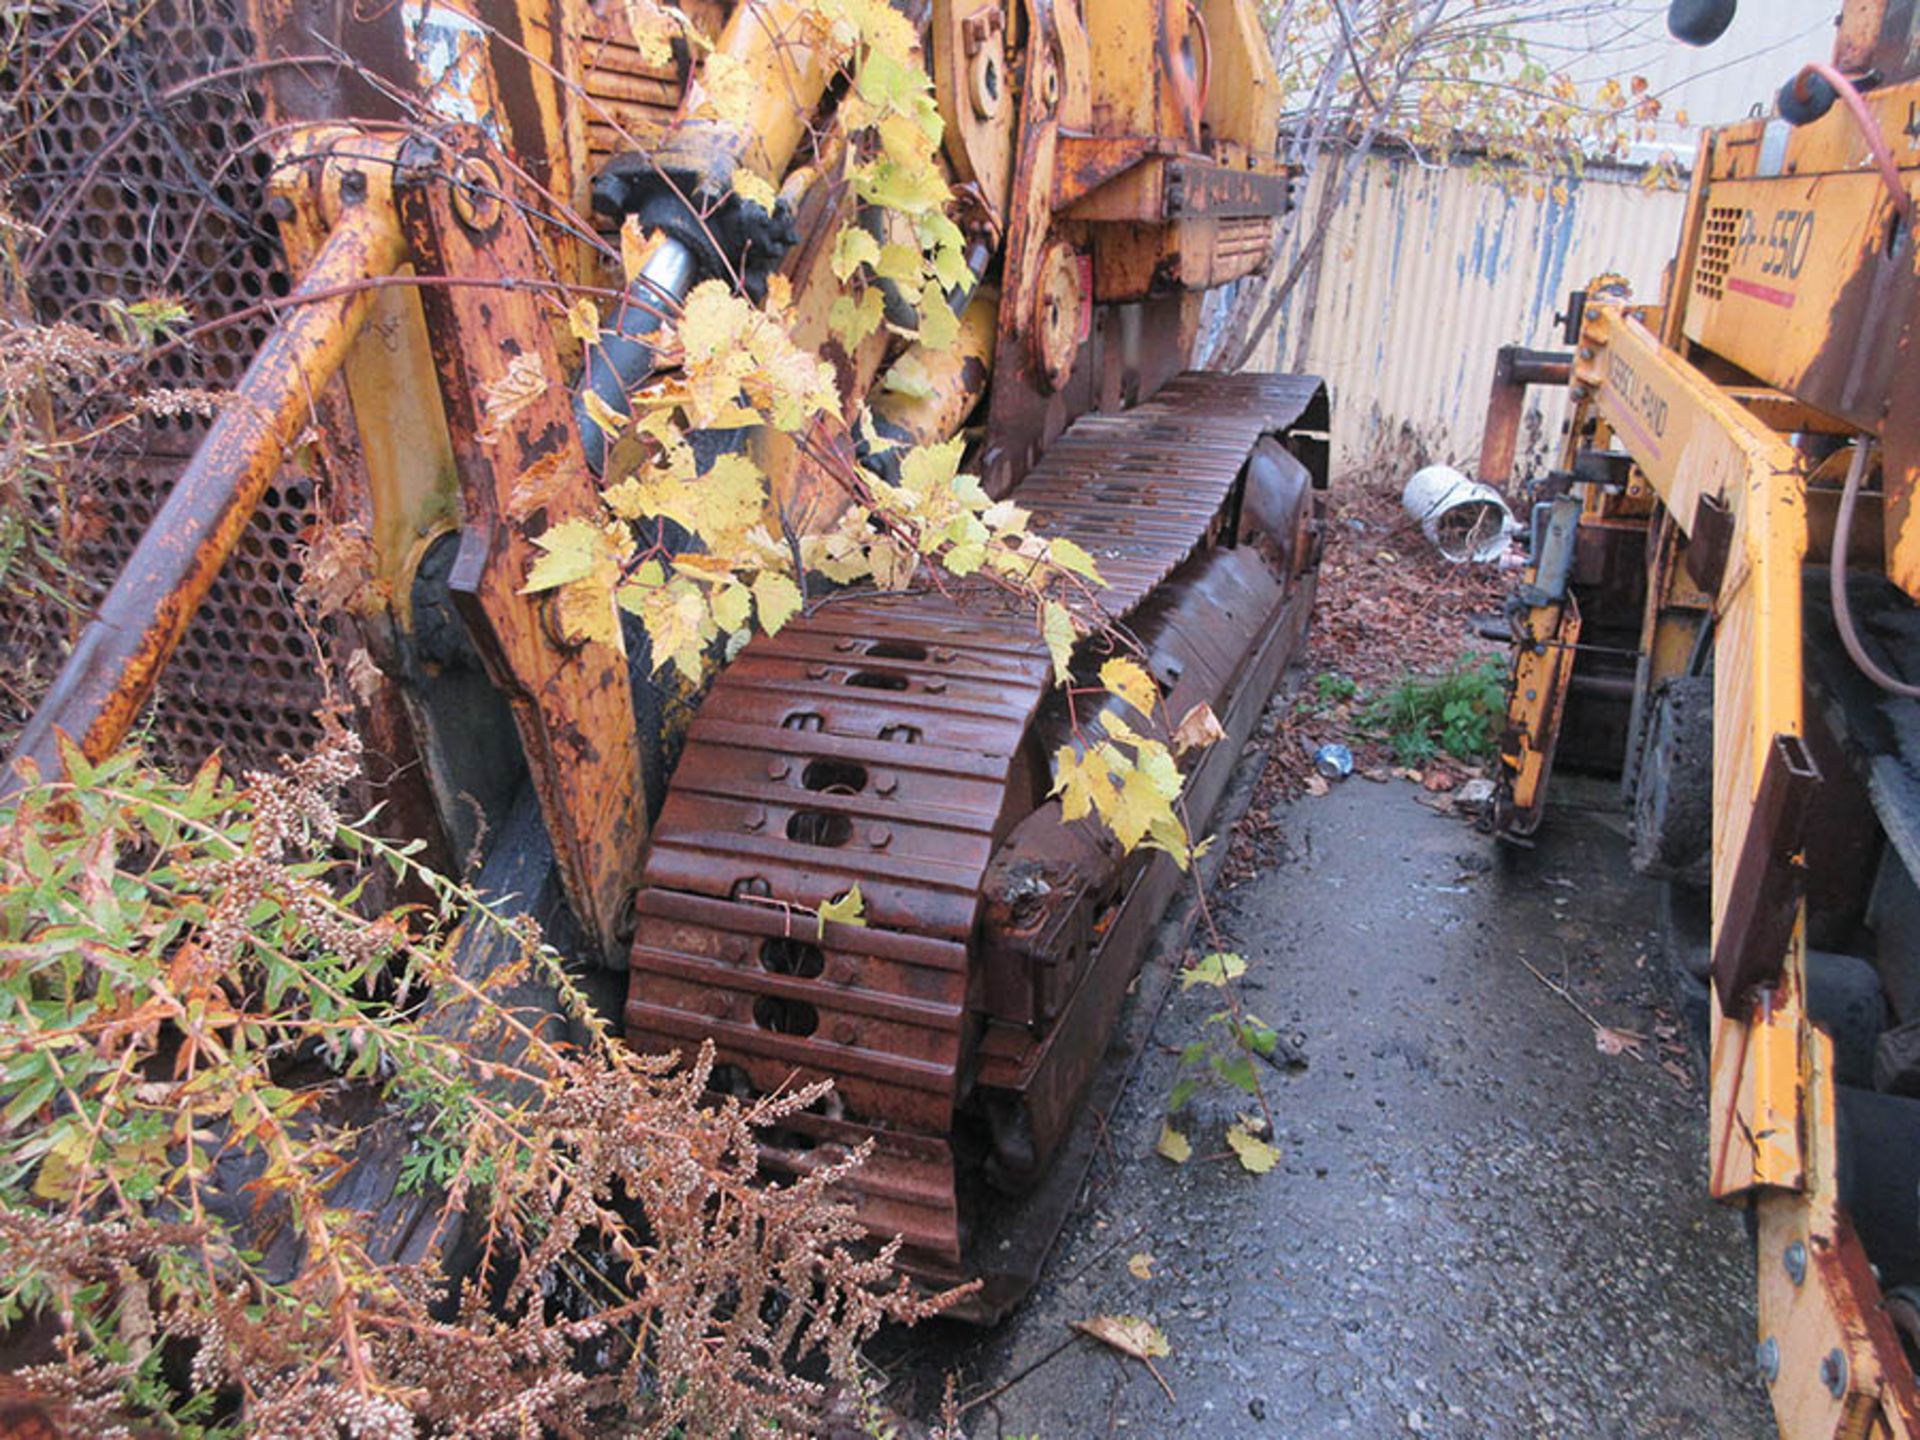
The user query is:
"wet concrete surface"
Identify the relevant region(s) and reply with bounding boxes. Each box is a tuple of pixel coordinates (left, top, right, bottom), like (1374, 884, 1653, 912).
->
(899, 774, 1774, 1438)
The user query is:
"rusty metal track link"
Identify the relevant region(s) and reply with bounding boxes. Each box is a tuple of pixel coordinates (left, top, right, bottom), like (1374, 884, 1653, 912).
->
(624, 372, 1324, 1278)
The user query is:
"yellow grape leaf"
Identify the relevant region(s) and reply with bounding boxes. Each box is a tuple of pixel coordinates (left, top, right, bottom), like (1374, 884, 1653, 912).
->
(829, 287, 886, 350)
(860, 149, 951, 215)
(1135, 740, 1182, 802)
(479, 350, 545, 441)
(732, 166, 779, 214)
(619, 575, 711, 681)
(1127, 1252, 1155, 1280)
(1180, 952, 1246, 990)
(816, 884, 867, 938)
(1042, 600, 1076, 684)
(1154, 1123, 1191, 1164)
(1049, 536, 1104, 584)
(1107, 760, 1170, 850)
(929, 226, 970, 290)
(831, 225, 882, 282)
(753, 570, 803, 635)
(916, 280, 959, 351)
(875, 241, 922, 284)
(581, 388, 628, 439)
(567, 297, 601, 346)
(1051, 743, 1117, 824)
(1146, 812, 1193, 871)
(982, 498, 1028, 536)
(1099, 657, 1159, 720)
(522, 517, 607, 593)
(711, 582, 751, 634)
(1171, 701, 1226, 756)
(693, 452, 767, 539)
(943, 538, 987, 577)
(1226, 1122, 1281, 1175)
(898, 435, 965, 497)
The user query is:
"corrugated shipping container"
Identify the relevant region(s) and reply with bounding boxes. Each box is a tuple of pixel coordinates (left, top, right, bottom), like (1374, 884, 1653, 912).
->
(1238, 154, 1688, 484)
(1222, 4, 1827, 487)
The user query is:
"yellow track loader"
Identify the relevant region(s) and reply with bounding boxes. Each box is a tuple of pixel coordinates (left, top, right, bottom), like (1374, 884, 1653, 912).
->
(2, 0, 1328, 1318)
(1493, 0, 1920, 1432)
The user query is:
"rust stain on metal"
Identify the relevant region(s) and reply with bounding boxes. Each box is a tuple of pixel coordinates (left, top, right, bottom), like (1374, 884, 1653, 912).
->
(393, 128, 647, 964)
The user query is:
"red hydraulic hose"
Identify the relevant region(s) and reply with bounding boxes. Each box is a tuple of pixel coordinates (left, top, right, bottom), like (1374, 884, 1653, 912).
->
(1830, 439, 1920, 699)
(1793, 60, 1914, 228)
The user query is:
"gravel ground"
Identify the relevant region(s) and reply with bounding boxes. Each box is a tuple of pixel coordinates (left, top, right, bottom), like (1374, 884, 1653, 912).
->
(889, 773, 1775, 1439)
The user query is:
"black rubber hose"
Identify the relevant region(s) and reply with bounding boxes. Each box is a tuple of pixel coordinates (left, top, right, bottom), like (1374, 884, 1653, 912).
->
(1830, 440, 1920, 699)
(575, 237, 699, 473)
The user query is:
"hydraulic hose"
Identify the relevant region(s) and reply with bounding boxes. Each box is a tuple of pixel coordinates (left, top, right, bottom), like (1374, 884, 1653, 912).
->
(1786, 61, 1915, 229)
(575, 236, 700, 473)
(1829, 438, 1920, 699)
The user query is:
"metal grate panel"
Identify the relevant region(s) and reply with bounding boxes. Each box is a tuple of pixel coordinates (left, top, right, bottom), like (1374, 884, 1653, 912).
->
(1694, 205, 1740, 303)
(6, 0, 327, 772)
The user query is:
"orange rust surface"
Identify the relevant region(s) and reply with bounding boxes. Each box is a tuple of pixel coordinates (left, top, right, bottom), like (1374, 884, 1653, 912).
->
(394, 131, 646, 963)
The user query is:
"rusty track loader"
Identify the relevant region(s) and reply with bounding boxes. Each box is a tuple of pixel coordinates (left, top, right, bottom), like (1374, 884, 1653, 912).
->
(1490, 0, 1920, 1431)
(1, 0, 1328, 1316)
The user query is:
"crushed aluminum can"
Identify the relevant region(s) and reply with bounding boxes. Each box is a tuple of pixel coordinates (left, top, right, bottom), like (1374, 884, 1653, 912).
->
(1313, 743, 1354, 780)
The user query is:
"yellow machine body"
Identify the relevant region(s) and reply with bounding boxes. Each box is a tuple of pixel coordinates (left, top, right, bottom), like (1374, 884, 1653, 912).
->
(1491, 2, 1920, 1432)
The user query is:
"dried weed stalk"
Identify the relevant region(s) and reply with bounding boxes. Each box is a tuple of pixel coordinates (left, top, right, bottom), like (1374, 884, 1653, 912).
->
(0, 727, 961, 1436)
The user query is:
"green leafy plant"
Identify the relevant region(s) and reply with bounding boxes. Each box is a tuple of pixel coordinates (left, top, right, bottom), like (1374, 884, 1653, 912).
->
(1311, 670, 1358, 707)
(1156, 953, 1282, 1176)
(1360, 654, 1506, 767)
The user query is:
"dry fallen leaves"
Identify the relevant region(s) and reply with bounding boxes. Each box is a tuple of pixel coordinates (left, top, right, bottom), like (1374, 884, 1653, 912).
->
(1072, 1314, 1175, 1401)
(1594, 1025, 1646, 1059)
(1155, 1123, 1192, 1164)
(1172, 701, 1227, 756)
(1127, 1252, 1155, 1280)
(1226, 1121, 1281, 1175)
(478, 350, 547, 441)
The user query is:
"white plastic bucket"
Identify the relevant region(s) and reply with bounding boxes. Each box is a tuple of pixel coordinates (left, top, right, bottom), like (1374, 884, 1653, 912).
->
(1401, 464, 1514, 564)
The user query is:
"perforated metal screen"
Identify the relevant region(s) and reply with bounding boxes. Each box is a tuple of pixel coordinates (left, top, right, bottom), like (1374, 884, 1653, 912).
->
(7, 0, 328, 773)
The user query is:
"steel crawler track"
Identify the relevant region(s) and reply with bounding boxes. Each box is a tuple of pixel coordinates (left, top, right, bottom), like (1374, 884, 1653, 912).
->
(624, 372, 1327, 1309)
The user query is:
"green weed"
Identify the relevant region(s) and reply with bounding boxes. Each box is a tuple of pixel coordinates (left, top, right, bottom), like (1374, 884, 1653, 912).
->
(1360, 654, 1506, 767)
(1311, 670, 1357, 706)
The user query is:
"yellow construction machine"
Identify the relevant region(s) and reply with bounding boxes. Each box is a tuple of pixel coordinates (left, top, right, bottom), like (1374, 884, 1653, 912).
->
(2, 0, 1327, 1316)
(1491, 0, 1920, 1431)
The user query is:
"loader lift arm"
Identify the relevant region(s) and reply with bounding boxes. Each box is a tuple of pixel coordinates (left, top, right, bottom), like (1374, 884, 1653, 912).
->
(1498, 296, 1920, 1436)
